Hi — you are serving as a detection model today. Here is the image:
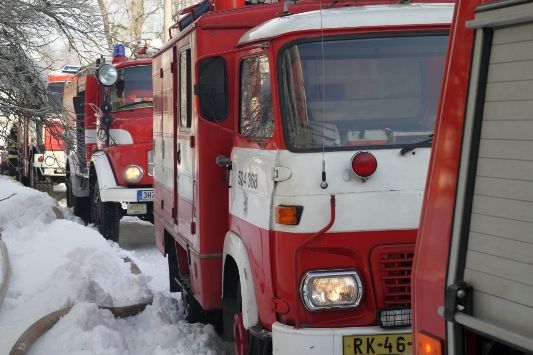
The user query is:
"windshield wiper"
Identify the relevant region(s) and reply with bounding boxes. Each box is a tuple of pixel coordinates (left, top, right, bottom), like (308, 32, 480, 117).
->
(400, 134, 433, 155)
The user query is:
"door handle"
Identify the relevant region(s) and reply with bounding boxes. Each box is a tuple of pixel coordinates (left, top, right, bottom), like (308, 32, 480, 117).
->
(215, 155, 232, 169)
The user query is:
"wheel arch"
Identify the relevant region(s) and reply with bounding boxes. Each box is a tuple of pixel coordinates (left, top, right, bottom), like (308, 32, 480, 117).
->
(223, 231, 259, 329)
(91, 151, 117, 202)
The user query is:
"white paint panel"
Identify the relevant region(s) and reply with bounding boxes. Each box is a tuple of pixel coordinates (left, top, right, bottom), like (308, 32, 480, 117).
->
(273, 322, 411, 355)
(239, 4, 453, 46)
(85, 128, 96, 144)
(222, 232, 259, 329)
(230, 148, 276, 230)
(229, 147, 429, 233)
(110, 129, 134, 144)
(177, 137, 194, 201)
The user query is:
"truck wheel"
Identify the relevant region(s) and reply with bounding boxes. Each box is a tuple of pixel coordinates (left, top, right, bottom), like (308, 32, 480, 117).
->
(66, 169, 90, 223)
(166, 238, 182, 292)
(223, 280, 248, 355)
(93, 180, 121, 242)
(28, 165, 36, 189)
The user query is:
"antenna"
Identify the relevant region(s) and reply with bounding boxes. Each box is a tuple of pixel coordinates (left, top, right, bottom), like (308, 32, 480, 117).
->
(319, 0, 328, 190)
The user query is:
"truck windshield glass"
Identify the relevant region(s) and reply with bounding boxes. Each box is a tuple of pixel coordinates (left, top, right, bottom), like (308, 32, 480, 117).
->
(279, 34, 448, 151)
(47, 82, 65, 113)
(110, 65, 153, 112)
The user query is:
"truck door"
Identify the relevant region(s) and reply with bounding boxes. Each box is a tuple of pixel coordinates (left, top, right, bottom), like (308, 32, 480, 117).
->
(176, 44, 196, 238)
(446, 2, 533, 352)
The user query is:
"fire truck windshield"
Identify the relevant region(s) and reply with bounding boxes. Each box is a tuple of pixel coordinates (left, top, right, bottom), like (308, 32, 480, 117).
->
(279, 33, 448, 151)
(109, 65, 153, 112)
(47, 82, 65, 114)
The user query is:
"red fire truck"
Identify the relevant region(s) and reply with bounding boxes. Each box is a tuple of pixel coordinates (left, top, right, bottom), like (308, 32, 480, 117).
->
(413, 0, 533, 354)
(64, 46, 154, 241)
(16, 66, 78, 190)
(153, 1, 453, 353)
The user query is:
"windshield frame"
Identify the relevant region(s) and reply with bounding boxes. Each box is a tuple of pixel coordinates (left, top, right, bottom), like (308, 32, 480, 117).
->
(277, 30, 449, 153)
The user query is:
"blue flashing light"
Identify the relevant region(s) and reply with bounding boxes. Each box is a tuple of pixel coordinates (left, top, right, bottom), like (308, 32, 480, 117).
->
(62, 65, 80, 73)
(113, 44, 126, 58)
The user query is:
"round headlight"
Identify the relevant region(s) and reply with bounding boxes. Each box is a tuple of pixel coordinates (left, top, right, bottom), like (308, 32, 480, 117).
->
(301, 270, 363, 311)
(97, 64, 118, 86)
(123, 165, 143, 183)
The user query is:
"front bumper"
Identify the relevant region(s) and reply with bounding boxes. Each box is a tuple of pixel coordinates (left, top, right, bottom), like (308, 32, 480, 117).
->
(100, 186, 153, 203)
(272, 322, 411, 355)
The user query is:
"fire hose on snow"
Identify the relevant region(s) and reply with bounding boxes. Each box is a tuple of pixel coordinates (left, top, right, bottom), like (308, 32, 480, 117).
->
(9, 257, 152, 355)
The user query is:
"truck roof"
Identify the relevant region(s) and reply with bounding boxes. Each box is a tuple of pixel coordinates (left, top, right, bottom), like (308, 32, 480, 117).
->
(238, 3, 454, 46)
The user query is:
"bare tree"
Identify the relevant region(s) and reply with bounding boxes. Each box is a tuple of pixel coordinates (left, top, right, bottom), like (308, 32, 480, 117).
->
(98, 0, 164, 56)
(0, 0, 106, 146)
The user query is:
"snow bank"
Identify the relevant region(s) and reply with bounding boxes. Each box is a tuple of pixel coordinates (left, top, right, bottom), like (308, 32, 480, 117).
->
(0, 177, 231, 354)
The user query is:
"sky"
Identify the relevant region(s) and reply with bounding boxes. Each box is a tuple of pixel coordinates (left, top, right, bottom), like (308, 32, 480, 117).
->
(0, 177, 231, 355)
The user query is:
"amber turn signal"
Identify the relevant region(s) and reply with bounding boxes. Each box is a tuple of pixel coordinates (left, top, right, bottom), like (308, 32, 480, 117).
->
(275, 205, 303, 225)
(416, 332, 442, 355)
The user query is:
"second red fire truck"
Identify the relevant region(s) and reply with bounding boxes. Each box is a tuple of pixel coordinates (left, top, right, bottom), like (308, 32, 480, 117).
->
(64, 45, 154, 241)
(153, 0, 453, 353)
(413, 0, 533, 354)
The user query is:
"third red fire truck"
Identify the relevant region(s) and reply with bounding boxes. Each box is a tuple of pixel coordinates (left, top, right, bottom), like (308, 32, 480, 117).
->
(153, 0, 453, 353)
(64, 46, 154, 241)
(413, 0, 533, 354)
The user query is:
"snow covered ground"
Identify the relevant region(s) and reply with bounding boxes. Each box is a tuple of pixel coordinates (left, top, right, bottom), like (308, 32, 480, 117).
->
(0, 177, 231, 354)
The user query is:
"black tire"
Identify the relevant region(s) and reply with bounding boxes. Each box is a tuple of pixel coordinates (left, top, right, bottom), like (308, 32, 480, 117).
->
(92, 179, 121, 242)
(166, 238, 182, 292)
(181, 282, 206, 323)
(28, 163, 36, 189)
(66, 170, 90, 223)
(223, 275, 242, 342)
(65, 170, 73, 208)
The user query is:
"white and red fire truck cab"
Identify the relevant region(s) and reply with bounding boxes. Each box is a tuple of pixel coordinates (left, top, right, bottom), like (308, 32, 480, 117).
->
(413, 0, 533, 354)
(153, 1, 452, 354)
(16, 66, 78, 190)
(64, 47, 154, 241)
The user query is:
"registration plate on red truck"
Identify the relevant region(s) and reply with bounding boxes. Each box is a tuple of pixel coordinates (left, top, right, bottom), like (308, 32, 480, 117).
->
(343, 334, 412, 355)
(137, 190, 154, 202)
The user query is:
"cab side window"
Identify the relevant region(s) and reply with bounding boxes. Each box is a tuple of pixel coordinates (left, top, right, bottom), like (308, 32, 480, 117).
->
(179, 48, 192, 129)
(240, 55, 273, 138)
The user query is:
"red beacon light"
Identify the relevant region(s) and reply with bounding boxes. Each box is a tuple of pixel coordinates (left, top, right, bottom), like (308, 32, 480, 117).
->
(351, 151, 377, 179)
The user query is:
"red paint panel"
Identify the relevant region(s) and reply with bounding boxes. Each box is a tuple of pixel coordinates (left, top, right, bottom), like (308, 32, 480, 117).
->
(230, 213, 417, 329)
(412, 0, 485, 345)
(190, 255, 223, 310)
(105, 143, 153, 186)
(110, 107, 153, 144)
(84, 76, 99, 129)
(44, 124, 64, 151)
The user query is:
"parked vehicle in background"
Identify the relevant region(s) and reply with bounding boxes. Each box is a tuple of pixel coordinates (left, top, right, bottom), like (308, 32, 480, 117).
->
(412, 1, 533, 354)
(16, 65, 79, 191)
(153, 0, 453, 353)
(64, 45, 154, 241)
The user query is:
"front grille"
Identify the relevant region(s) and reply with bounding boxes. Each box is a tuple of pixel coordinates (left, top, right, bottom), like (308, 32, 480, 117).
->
(371, 245, 414, 309)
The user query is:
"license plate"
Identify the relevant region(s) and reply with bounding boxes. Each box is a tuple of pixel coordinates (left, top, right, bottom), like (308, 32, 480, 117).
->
(137, 190, 154, 202)
(44, 168, 55, 175)
(127, 203, 147, 215)
(343, 334, 412, 355)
